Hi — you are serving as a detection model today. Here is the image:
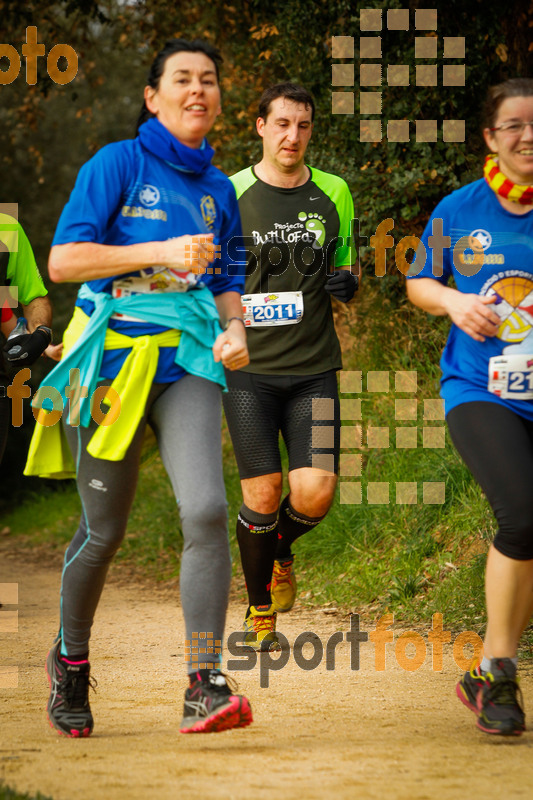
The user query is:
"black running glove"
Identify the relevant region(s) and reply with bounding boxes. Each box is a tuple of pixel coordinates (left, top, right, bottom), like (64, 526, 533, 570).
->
(324, 270, 358, 303)
(3, 325, 52, 364)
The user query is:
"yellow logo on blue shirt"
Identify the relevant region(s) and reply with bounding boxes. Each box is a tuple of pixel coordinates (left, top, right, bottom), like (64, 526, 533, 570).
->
(201, 195, 216, 229)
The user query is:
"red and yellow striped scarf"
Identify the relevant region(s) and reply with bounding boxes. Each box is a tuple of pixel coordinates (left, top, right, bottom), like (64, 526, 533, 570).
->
(484, 154, 533, 205)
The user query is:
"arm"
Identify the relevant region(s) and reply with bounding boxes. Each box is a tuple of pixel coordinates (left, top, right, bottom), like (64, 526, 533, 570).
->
(23, 294, 63, 359)
(23, 294, 52, 331)
(4, 223, 61, 360)
(212, 291, 249, 371)
(48, 235, 216, 283)
(325, 178, 358, 302)
(3, 295, 54, 363)
(406, 278, 501, 343)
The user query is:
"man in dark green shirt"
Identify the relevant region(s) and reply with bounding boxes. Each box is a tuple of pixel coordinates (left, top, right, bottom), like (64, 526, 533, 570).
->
(223, 83, 357, 650)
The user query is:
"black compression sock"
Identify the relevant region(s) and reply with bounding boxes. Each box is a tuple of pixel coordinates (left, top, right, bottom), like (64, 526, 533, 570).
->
(275, 495, 326, 560)
(236, 504, 278, 607)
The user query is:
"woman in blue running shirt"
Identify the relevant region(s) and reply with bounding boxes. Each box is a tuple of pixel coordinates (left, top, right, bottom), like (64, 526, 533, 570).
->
(36, 39, 252, 738)
(407, 78, 533, 737)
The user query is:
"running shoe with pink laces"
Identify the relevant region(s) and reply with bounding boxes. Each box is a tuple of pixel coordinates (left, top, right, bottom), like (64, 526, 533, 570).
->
(46, 639, 95, 738)
(476, 658, 525, 736)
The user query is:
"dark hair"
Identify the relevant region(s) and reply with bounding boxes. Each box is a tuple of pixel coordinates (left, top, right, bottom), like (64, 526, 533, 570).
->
(136, 39, 223, 134)
(483, 77, 533, 129)
(258, 82, 315, 122)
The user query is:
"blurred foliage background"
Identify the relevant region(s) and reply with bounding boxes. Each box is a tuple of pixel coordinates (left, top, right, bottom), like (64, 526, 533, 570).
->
(0, 0, 532, 501)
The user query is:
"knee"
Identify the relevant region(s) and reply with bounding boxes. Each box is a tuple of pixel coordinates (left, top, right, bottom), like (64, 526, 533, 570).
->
(290, 477, 337, 518)
(180, 498, 228, 545)
(242, 475, 283, 514)
(494, 509, 533, 560)
(77, 523, 125, 565)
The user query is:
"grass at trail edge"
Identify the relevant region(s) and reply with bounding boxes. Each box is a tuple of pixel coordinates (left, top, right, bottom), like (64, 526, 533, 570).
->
(0, 787, 54, 800)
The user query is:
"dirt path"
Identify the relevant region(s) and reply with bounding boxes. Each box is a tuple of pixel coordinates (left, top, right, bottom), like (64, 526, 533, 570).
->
(1, 545, 533, 800)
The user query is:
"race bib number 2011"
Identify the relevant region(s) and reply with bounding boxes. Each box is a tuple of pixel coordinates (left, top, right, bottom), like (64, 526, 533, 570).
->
(242, 291, 304, 327)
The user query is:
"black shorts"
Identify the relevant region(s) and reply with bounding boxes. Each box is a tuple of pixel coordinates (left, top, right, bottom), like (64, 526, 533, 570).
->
(223, 369, 340, 479)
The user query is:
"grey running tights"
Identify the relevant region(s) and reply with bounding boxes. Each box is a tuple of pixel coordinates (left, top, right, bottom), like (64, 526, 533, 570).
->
(60, 375, 231, 671)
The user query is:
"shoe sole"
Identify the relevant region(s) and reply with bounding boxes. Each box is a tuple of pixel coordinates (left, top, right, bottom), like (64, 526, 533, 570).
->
(45, 648, 93, 739)
(180, 695, 253, 733)
(455, 681, 479, 713)
(242, 638, 282, 652)
(476, 718, 525, 736)
(271, 598, 295, 613)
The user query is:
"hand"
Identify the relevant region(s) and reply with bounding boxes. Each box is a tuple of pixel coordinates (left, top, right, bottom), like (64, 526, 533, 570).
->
(3, 325, 52, 364)
(443, 292, 500, 342)
(213, 324, 249, 371)
(163, 234, 216, 275)
(324, 270, 358, 303)
(44, 342, 63, 361)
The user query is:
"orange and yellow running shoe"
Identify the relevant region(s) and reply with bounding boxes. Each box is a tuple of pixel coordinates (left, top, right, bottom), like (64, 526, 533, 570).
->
(271, 557, 297, 613)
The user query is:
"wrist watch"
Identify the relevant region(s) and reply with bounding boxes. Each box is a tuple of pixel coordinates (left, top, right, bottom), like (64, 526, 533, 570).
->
(35, 325, 53, 341)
